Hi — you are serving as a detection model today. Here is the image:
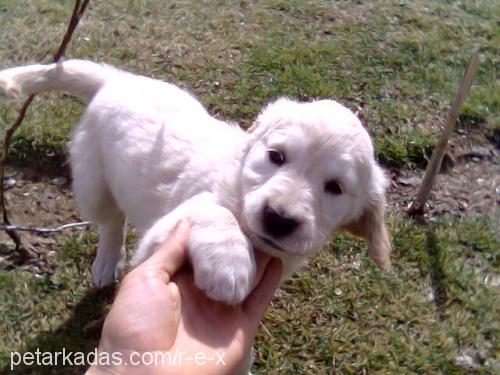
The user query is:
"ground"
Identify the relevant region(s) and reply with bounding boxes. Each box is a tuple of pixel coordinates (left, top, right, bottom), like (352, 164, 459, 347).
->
(0, 1, 498, 374)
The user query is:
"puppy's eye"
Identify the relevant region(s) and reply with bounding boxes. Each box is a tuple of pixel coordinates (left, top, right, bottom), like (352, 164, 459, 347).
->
(325, 180, 343, 195)
(268, 149, 286, 166)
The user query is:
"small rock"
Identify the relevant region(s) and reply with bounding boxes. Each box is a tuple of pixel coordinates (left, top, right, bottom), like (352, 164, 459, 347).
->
(352, 257, 361, 270)
(397, 176, 420, 186)
(51, 177, 68, 186)
(484, 274, 500, 288)
(422, 287, 435, 302)
(5, 178, 16, 189)
(334, 288, 343, 296)
(455, 353, 477, 370)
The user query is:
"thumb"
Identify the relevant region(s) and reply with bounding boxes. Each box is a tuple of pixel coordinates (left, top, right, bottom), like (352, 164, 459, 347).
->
(243, 257, 282, 320)
(141, 219, 191, 281)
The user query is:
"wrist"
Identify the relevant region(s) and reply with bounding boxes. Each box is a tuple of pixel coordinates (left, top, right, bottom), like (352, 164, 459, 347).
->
(85, 349, 175, 375)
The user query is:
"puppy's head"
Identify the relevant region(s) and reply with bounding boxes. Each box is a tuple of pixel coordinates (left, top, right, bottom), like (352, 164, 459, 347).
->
(240, 98, 391, 271)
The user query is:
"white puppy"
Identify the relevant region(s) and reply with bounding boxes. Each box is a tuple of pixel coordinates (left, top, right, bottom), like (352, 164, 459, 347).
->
(0, 60, 391, 305)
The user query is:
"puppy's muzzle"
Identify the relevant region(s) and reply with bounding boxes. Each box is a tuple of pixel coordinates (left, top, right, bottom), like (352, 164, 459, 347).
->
(262, 204, 301, 238)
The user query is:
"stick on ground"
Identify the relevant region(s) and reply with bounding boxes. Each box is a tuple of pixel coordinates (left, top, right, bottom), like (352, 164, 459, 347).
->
(0, 0, 90, 259)
(0, 221, 92, 235)
(408, 51, 480, 216)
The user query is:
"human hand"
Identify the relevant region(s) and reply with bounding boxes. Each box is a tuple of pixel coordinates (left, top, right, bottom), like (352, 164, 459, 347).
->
(87, 220, 282, 374)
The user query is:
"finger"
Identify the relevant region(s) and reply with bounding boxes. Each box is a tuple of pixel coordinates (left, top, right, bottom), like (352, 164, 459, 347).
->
(252, 249, 272, 288)
(243, 257, 283, 319)
(142, 219, 191, 279)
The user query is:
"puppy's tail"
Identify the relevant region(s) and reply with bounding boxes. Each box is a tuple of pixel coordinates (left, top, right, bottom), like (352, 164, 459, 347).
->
(0, 59, 113, 102)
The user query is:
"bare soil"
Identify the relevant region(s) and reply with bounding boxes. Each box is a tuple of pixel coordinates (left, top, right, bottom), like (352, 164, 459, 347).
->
(0, 167, 82, 272)
(389, 128, 499, 224)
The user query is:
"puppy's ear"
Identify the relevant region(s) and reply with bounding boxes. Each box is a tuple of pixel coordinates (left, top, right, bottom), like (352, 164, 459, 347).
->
(343, 167, 391, 271)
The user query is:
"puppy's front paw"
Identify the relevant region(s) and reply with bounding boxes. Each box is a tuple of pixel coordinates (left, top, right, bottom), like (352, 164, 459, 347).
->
(191, 235, 256, 305)
(132, 219, 176, 267)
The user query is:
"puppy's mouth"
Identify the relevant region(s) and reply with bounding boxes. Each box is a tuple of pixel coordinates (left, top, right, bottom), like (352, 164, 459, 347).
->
(242, 226, 292, 254)
(257, 235, 287, 252)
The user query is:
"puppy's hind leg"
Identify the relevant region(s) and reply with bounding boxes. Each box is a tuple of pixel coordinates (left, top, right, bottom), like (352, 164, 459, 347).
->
(76, 182, 126, 287)
(91, 207, 127, 287)
(71, 129, 126, 287)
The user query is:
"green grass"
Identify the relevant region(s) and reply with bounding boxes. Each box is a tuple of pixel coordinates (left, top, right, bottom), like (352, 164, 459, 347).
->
(0, 0, 498, 373)
(0, 0, 498, 165)
(1, 217, 498, 373)
(254, 217, 499, 373)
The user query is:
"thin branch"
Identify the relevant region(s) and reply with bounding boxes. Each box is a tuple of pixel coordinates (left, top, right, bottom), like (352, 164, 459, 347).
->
(0, 0, 90, 258)
(0, 94, 36, 257)
(53, 0, 90, 62)
(408, 51, 480, 216)
(0, 221, 92, 235)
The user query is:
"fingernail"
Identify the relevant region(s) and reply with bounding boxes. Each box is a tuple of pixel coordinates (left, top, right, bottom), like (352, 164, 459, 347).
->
(174, 219, 190, 238)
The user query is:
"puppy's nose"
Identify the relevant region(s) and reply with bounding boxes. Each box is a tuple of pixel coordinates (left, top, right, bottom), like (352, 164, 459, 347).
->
(262, 205, 300, 238)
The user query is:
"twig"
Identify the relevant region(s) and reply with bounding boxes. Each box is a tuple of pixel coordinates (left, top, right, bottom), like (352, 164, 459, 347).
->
(0, 0, 90, 259)
(53, 0, 90, 63)
(0, 94, 36, 257)
(0, 221, 92, 235)
(408, 51, 480, 216)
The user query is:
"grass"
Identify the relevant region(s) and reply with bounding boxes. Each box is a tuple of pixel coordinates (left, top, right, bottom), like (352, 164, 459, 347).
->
(0, 0, 498, 373)
(1, 217, 497, 373)
(254, 217, 499, 373)
(0, 0, 498, 165)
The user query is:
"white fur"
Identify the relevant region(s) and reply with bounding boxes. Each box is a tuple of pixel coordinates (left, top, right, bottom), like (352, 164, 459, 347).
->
(0, 60, 391, 305)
